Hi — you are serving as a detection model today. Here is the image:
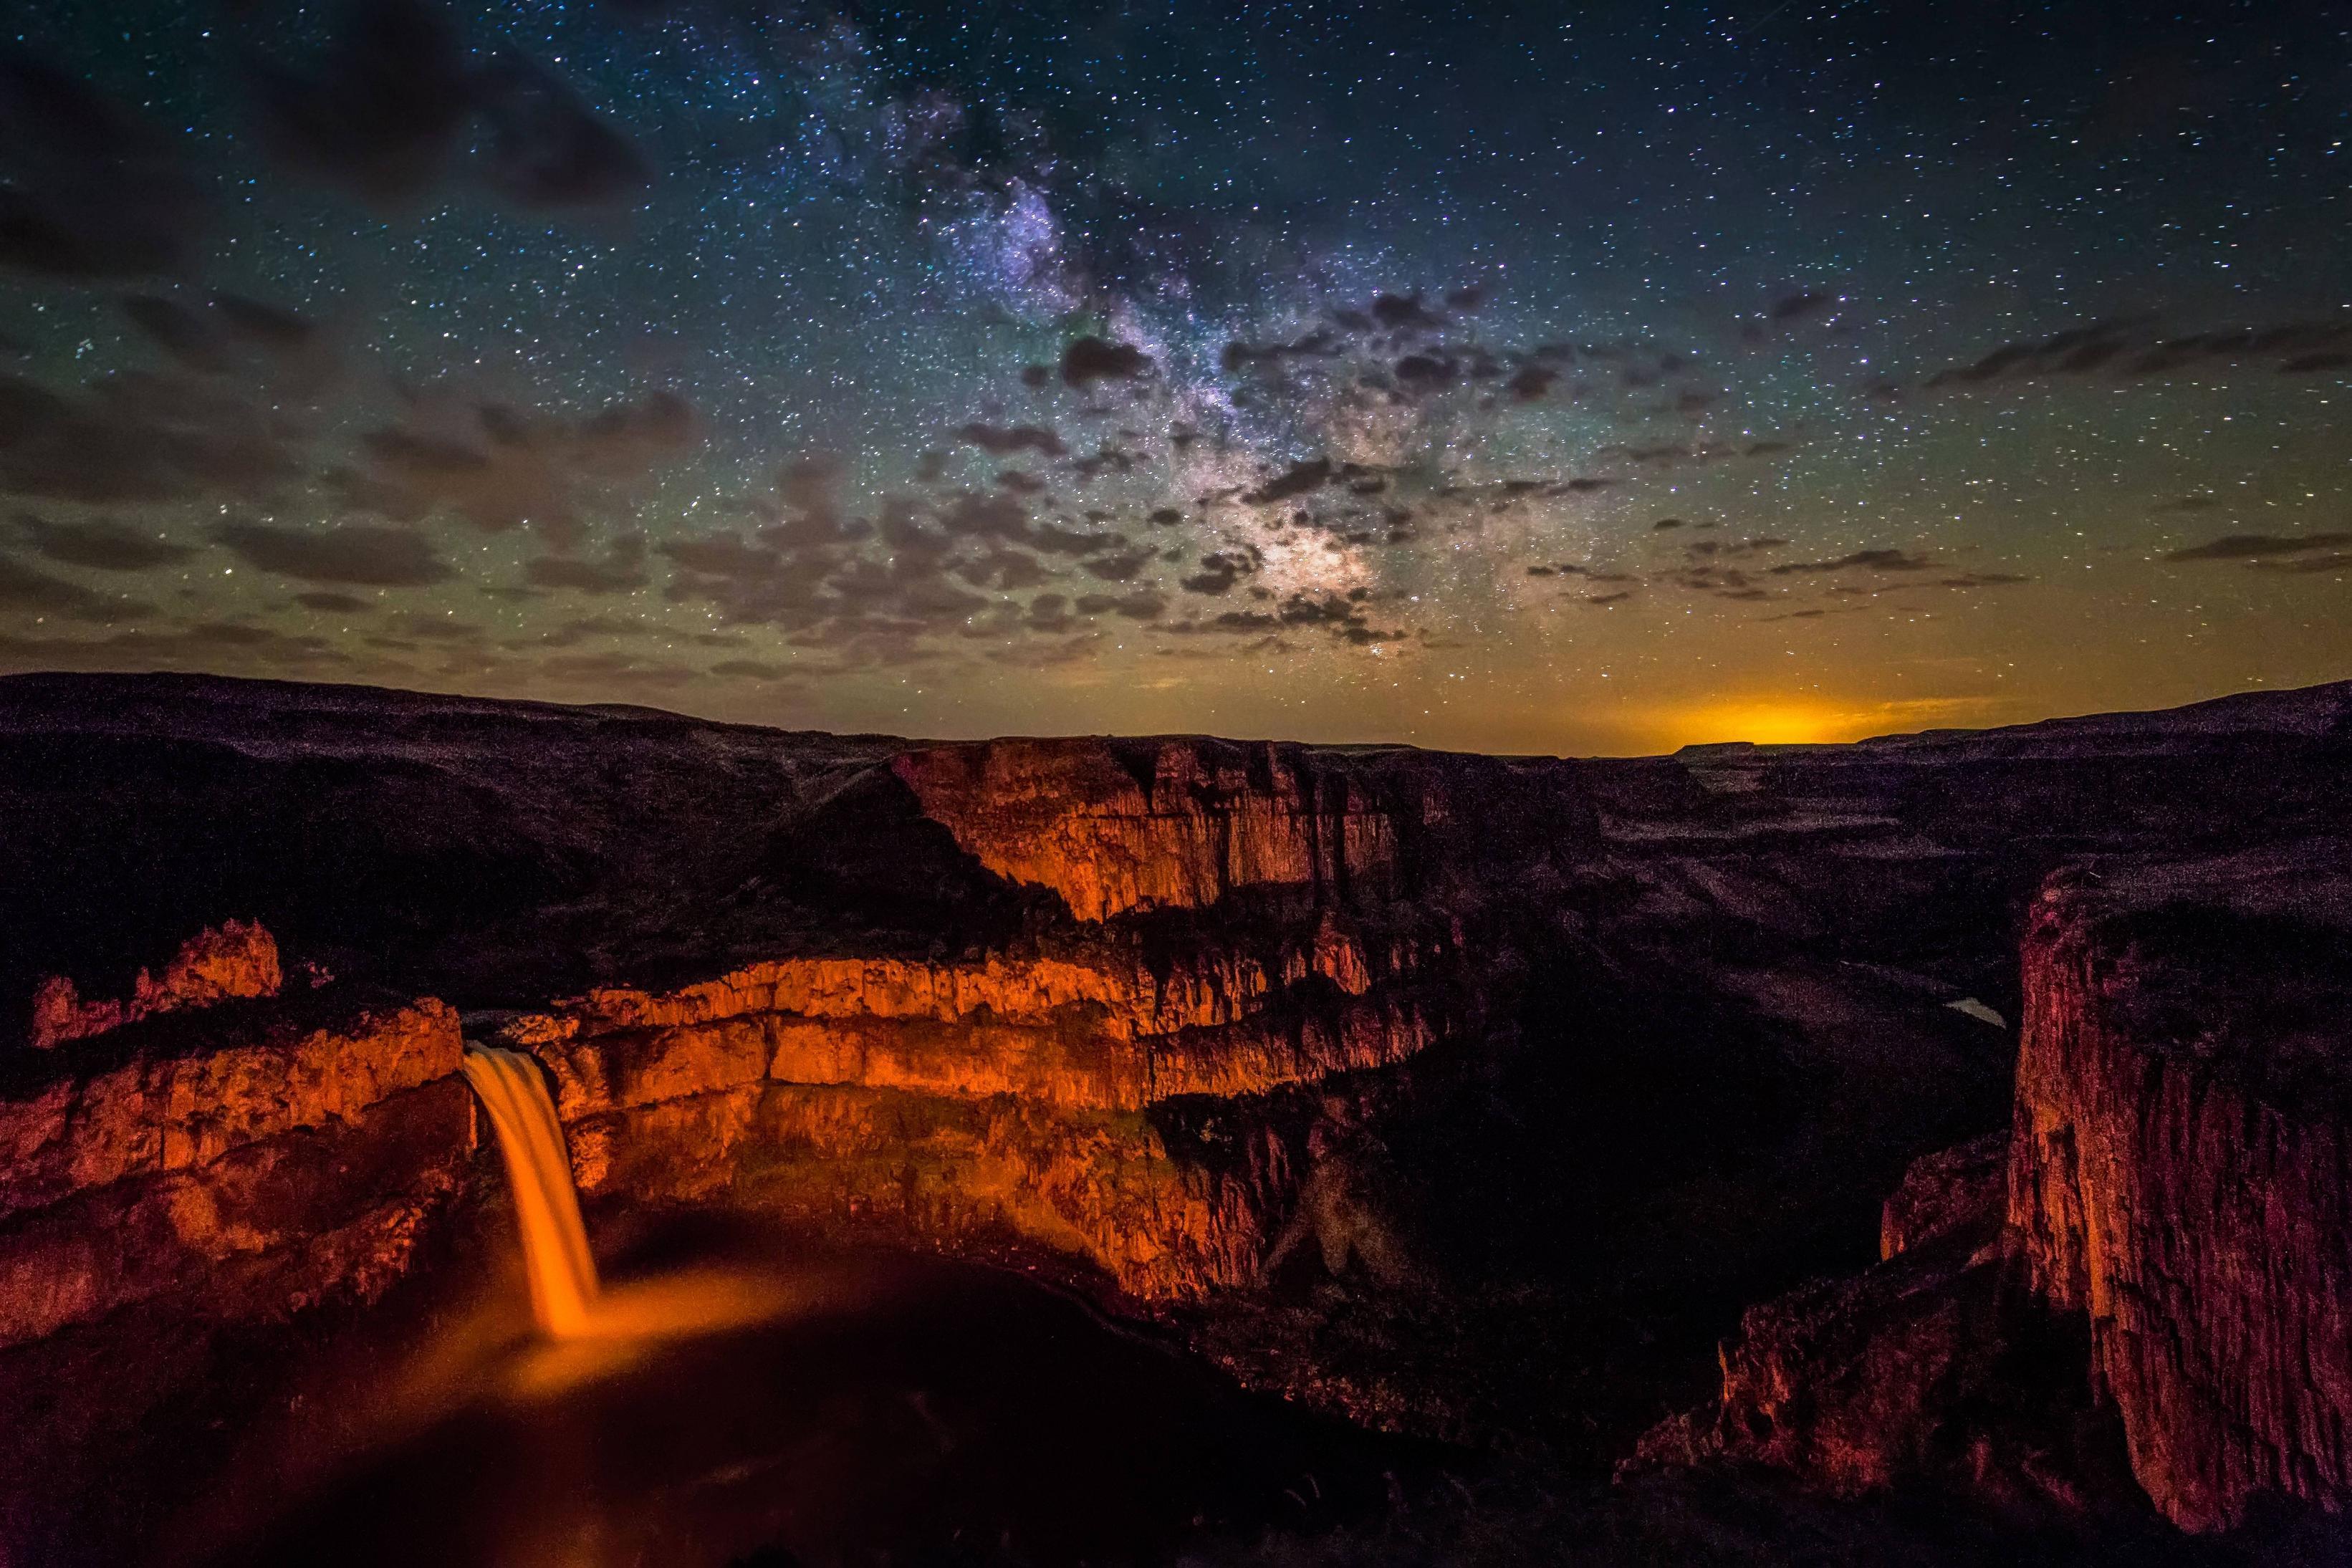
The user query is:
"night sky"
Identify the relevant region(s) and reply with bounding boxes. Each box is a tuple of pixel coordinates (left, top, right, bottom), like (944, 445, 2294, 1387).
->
(1, 1, 2346, 754)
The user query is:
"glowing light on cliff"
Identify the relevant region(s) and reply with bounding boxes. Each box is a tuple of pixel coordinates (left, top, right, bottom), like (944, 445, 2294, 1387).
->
(461, 1045, 600, 1338)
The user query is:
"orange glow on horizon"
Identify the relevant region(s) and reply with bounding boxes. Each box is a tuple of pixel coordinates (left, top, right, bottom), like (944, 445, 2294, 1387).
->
(1655, 694, 2007, 751)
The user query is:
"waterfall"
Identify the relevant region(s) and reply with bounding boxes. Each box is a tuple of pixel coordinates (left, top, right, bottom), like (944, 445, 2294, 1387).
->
(461, 1045, 600, 1337)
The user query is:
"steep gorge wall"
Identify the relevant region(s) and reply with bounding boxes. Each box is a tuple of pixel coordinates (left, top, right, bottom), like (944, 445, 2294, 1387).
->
(0, 991, 471, 1347)
(893, 739, 1422, 920)
(2007, 864, 2352, 1531)
(510, 920, 1463, 1294)
(1640, 852, 2352, 1534)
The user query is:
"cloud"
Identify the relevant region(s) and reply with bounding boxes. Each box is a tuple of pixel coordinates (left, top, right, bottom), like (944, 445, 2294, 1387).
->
(0, 49, 208, 279)
(1242, 458, 1333, 506)
(524, 533, 649, 592)
(0, 372, 302, 505)
(251, 0, 648, 211)
(2163, 531, 2352, 562)
(1181, 547, 1259, 595)
(294, 590, 370, 612)
(360, 390, 698, 547)
(472, 49, 654, 207)
(1767, 548, 1936, 576)
(954, 422, 1066, 458)
(11, 511, 194, 572)
(0, 554, 152, 622)
(1059, 336, 1149, 385)
(1922, 315, 2352, 390)
(709, 658, 796, 682)
(212, 520, 455, 586)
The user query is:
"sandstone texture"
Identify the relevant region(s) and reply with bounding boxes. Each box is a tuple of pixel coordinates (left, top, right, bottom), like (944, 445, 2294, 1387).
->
(28, 918, 281, 1049)
(893, 739, 1411, 919)
(2008, 847, 2352, 1531)
(0, 988, 470, 1345)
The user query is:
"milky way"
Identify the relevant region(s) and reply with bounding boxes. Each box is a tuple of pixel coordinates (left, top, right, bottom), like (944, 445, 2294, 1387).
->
(1, 0, 2346, 751)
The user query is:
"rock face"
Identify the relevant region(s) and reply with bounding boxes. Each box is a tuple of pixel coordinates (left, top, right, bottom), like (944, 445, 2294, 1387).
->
(1642, 845, 2352, 1534)
(1881, 1131, 2009, 1261)
(2008, 848, 2352, 1531)
(27, 919, 281, 1050)
(0, 989, 469, 1345)
(505, 815, 1465, 1294)
(893, 739, 1413, 920)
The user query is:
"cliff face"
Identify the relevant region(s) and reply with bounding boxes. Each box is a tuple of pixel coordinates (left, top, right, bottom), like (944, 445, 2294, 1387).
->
(892, 739, 1414, 920)
(0, 989, 469, 1346)
(503, 797, 1464, 1294)
(27, 919, 282, 1050)
(1642, 846, 2352, 1534)
(2008, 852, 2352, 1531)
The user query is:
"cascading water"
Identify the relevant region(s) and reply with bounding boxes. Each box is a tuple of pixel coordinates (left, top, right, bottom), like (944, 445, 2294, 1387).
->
(460, 1044, 600, 1337)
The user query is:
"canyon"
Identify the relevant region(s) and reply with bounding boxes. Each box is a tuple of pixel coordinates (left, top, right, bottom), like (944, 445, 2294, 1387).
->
(2, 670, 2349, 1564)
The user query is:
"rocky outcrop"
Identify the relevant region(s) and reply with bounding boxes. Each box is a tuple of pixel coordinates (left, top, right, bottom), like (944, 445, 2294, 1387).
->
(0, 990, 469, 1346)
(1628, 1133, 2128, 1515)
(1633, 1136, 2015, 1490)
(1881, 1131, 2008, 1261)
(0, 991, 459, 1223)
(2008, 850, 2352, 1531)
(505, 910, 1459, 1294)
(893, 739, 1417, 920)
(27, 920, 282, 1050)
(1640, 846, 2352, 1534)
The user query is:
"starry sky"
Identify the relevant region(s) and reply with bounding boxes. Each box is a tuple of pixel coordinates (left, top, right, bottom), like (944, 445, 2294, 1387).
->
(0, 0, 2347, 754)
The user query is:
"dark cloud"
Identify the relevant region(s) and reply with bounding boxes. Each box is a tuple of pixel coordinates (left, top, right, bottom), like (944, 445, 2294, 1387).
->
(212, 520, 456, 586)
(11, 511, 194, 572)
(1181, 547, 1259, 596)
(1936, 572, 2030, 588)
(294, 590, 370, 612)
(1059, 336, 1150, 386)
(1770, 290, 1838, 322)
(0, 372, 301, 506)
(1080, 546, 1154, 582)
(1368, 292, 1443, 332)
(1393, 354, 1457, 393)
(1923, 315, 2352, 390)
(524, 534, 650, 593)
(934, 491, 1036, 542)
(1222, 328, 1341, 373)
(250, 0, 475, 204)
(472, 49, 654, 207)
(0, 554, 151, 622)
(251, 0, 650, 211)
(956, 549, 1053, 590)
(2164, 531, 2352, 562)
(1242, 458, 1333, 506)
(954, 422, 1066, 458)
(360, 390, 699, 547)
(709, 658, 795, 681)
(0, 49, 207, 279)
(1507, 365, 1557, 401)
(1766, 548, 1936, 576)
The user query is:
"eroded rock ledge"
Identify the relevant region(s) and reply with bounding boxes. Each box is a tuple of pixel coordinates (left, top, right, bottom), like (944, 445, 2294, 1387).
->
(0, 986, 469, 1347)
(1637, 845, 2352, 1533)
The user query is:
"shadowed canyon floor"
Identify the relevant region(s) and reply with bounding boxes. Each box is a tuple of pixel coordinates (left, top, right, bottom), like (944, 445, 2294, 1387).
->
(4, 671, 2352, 1564)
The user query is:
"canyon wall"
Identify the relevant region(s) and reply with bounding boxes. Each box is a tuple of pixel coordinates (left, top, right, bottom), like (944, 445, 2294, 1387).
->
(2007, 855, 2352, 1531)
(892, 739, 1416, 920)
(1642, 847, 2352, 1533)
(502, 739, 1480, 1294)
(0, 989, 471, 1346)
